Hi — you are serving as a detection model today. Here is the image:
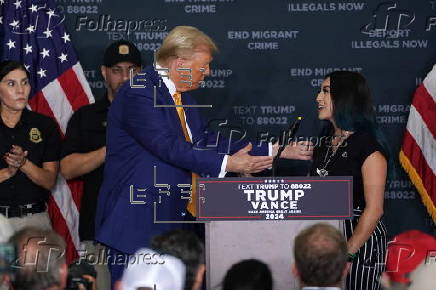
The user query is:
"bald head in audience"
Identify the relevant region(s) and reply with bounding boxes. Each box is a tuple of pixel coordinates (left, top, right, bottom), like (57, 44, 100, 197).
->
(9, 227, 67, 290)
(292, 223, 349, 289)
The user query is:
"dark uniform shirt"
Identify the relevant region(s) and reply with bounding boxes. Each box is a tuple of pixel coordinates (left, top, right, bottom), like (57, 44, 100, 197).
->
(0, 109, 61, 206)
(61, 97, 110, 241)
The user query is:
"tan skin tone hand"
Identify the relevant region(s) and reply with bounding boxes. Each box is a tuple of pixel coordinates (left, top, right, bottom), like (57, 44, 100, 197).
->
(272, 140, 314, 161)
(3, 144, 58, 190)
(0, 153, 18, 183)
(226, 143, 274, 174)
(1, 145, 26, 182)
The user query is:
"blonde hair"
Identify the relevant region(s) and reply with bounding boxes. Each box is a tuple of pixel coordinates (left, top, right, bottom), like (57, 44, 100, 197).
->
(156, 26, 218, 65)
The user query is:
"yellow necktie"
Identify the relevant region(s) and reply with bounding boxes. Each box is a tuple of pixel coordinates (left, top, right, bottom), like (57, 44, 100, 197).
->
(173, 92, 198, 217)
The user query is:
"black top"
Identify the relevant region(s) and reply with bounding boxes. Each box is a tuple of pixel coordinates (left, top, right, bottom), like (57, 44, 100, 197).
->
(310, 131, 385, 209)
(0, 110, 61, 206)
(61, 97, 110, 241)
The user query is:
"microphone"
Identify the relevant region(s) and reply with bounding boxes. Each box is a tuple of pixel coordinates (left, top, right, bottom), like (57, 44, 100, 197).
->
(272, 116, 303, 177)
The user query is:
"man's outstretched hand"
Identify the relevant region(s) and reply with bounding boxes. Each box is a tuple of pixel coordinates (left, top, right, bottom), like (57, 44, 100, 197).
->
(226, 143, 273, 174)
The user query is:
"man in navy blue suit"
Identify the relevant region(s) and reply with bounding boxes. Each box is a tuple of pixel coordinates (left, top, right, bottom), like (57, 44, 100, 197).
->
(95, 26, 313, 286)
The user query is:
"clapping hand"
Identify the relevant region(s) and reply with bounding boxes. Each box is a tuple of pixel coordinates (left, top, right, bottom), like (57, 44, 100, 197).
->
(3, 145, 28, 175)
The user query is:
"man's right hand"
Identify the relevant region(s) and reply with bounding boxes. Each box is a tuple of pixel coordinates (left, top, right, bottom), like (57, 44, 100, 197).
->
(226, 143, 273, 174)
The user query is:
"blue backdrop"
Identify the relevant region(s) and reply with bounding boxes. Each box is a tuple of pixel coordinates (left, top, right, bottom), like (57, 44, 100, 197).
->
(55, 0, 435, 238)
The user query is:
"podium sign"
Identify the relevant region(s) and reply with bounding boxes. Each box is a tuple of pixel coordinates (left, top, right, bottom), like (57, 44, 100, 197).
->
(197, 176, 353, 221)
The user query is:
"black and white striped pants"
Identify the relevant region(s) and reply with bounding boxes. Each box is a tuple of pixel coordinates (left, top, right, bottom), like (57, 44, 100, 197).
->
(344, 209, 388, 290)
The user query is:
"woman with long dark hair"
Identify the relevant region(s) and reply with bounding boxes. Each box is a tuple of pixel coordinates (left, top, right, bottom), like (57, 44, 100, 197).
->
(310, 71, 389, 290)
(0, 60, 60, 230)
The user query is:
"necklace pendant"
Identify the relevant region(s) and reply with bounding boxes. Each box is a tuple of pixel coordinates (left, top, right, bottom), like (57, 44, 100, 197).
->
(316, 168, 329, 177)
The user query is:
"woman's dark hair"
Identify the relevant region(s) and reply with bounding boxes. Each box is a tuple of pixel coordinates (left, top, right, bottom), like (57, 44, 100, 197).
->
(222, 259, 273, 290)
(0, 60, 31, 82)
(321, 70, 394, 175)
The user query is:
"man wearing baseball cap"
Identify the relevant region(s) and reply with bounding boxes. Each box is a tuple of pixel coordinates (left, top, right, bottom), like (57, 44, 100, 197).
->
(60, 40, 143, 290)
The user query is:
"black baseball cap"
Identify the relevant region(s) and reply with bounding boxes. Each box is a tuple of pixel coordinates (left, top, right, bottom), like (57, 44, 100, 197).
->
(103, 40, 142, 67)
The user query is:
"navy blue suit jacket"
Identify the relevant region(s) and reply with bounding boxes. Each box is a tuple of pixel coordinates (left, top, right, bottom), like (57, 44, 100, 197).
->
(95, 66, 268, 254)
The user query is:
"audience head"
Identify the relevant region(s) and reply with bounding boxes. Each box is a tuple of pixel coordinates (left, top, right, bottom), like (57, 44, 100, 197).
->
(119, 248, 185, 290)
(9, 226, 67, 290)
(151, 229, 205, 290)
(382, 230, 436, 290)
(222, 259, 273, 290)
(293, 223, 348, 288)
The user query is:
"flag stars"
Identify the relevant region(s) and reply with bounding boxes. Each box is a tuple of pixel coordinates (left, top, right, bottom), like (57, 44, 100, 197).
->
(37, 68, 47, 78)
(26, 25, 36, 33)
(58, 53, 68, 63)
(0, 0, 4, 5)
(0, 17, 2, 25)
(23, 43, 32, 54)
(43, 28, 53, 38)
(24, 64, 30, 72)
(9, 19, 20, 29)
(13, 0, 21, 9)
(40, 48, 50, 59)
(6, 39, 16, 49)
(29, 4, 38, 12)
(46, 9, 56, 17)
(61, 32, 70, 43)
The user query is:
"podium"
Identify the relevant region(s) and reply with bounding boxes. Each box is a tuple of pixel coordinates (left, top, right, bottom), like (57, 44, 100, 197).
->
(197, 177, 352, 290)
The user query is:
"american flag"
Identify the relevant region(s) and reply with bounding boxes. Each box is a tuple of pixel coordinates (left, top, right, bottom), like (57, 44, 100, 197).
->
(400, 64, 436, 225)
(0, 0, 94, 262)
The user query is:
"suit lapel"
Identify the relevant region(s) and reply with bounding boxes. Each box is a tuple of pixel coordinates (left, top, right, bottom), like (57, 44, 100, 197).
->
(147, 67, 189, 139)
(147, 66, 200, 141)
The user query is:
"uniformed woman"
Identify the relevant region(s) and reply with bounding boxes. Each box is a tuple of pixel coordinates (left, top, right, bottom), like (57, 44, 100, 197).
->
(0, 60, 60, 230)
